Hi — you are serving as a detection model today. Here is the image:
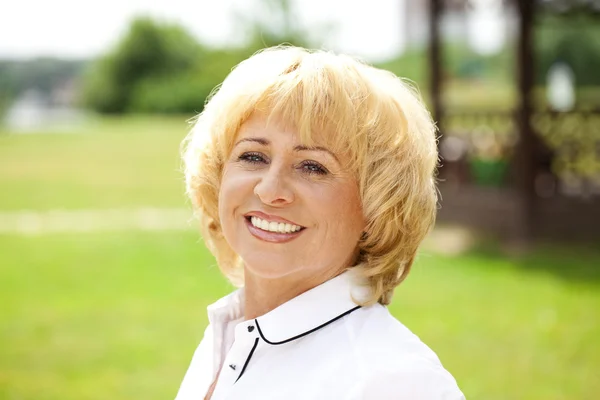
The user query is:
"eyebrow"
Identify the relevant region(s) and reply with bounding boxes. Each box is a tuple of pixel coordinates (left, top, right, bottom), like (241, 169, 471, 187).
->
(234, 137, 340, 162)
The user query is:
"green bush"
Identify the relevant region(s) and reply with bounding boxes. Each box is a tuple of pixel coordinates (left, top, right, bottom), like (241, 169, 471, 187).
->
(128, 48, 255, 114)
(129, 72, 212, 114)
(81, 17, 202, 114)
(536, 15, 600, 87)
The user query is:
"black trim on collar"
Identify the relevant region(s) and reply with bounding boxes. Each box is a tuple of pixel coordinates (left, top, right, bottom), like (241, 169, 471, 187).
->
(235, 337, 259, 383)
(254, 305, 362, 345)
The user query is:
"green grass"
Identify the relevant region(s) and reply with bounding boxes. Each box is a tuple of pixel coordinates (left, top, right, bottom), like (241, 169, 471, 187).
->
(1, 116, 599, 399)
(0, 116, 192, 210)
(1, 233, 599, 400)
(0, 231, 228, 400)
(393, 245, 600, 400)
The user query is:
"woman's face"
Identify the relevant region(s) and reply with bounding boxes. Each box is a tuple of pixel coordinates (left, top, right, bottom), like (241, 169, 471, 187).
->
(218, 113, 365, 282)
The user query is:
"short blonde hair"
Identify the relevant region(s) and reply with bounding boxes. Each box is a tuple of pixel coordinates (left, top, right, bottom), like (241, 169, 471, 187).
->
(183, 46, 438, 305)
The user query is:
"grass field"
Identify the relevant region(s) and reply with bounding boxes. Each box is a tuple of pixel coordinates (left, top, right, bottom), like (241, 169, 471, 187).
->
(0, 116, 191, 210)
(1, 117, 599, 399)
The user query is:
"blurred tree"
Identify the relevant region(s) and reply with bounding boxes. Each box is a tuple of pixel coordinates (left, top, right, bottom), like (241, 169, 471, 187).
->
(81, 17, 202, 114)
(81, 1, 335, 115)
(377, 42, 514, 90)
(79, 0, 351, 116)
(536, 14, 600, 87)
(376, 48, 428, 86)
(0, 58, 85, 116)
(233, 0, 334, 50)
(129, 48, 250, 113)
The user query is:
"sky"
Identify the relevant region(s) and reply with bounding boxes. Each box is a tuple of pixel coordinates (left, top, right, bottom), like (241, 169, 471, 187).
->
(0, 0, 508, 62)
(0, 0, 407, 62)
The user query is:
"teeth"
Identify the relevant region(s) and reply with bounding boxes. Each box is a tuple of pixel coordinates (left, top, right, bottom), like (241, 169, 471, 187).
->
(250, 216, 302, 234)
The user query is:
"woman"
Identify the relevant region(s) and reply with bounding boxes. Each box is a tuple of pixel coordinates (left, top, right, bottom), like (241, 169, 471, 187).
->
(177, 46, 465, 400)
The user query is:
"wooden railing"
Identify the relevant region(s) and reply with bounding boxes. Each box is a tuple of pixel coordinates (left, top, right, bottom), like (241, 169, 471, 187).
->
(440, 108, 600, 199)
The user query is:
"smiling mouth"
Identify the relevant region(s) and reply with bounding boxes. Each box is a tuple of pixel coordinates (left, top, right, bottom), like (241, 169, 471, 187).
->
(245, 216, 305, 234)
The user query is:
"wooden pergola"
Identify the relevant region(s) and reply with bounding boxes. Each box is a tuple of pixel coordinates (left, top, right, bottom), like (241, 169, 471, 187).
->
(427, 0, 600, 241)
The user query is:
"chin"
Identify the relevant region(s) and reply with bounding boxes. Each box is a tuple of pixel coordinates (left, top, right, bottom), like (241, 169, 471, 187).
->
(242, 254, 300, 280)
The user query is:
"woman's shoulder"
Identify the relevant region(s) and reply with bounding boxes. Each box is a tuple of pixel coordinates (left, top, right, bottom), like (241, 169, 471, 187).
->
(347, 304, 440, 359)
(347, 361, 465, 400)
(343, 304, 465, 399)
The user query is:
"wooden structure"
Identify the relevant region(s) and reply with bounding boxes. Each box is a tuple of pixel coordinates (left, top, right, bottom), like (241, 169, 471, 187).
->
(428, 0, 600, 241)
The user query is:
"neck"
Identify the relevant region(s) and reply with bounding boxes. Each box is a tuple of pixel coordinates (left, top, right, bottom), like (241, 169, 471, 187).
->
(243, 268, 343, 321)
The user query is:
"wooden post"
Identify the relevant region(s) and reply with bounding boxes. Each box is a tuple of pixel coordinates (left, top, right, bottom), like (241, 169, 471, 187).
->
(428, 0, 443, 139)
(515, 0, 536, 241)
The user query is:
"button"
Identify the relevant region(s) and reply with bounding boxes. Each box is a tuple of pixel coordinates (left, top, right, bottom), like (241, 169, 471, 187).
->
(247, 325, 255, 332)
(229, 364, 236, 370)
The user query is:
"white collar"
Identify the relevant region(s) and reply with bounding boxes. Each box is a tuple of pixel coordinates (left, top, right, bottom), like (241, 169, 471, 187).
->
(206, 270, 369, 344)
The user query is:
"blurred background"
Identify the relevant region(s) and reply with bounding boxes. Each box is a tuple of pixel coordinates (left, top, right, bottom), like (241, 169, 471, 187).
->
(1, 0, 599, 399)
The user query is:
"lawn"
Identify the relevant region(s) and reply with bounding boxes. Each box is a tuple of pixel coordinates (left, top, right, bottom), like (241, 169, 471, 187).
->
(1, 232, 599, 400)
(0, 116, 192, 210)
(1, 117, 599, 399)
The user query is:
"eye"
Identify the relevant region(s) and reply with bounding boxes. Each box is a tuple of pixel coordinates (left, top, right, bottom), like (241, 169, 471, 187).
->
(299, 160, 328, 175)
(238, 152, 267, 164)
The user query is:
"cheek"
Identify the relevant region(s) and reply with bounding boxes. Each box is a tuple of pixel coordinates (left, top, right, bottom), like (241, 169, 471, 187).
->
(218, 167, 256, 220)
(338, 193, 364, 235)
(309, 181, 364, 236)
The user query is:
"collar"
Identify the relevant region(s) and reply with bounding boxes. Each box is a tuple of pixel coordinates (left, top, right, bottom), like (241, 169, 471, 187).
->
(207, 270, 369, 345)
(206, 286, 245, 328)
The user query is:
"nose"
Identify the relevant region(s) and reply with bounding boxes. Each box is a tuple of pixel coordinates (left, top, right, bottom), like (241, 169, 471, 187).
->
(254, 163, 295, 206)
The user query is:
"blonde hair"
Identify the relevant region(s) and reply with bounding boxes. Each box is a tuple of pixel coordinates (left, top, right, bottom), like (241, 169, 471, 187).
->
(183, 46, 438, 305)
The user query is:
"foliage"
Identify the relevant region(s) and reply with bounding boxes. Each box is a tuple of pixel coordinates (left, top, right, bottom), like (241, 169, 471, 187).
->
(128, 48, 253, 114)
(0, 58, 85, 115)
(81, 0, 328, 115)
(375, 48, 428, 86)
(232, 0, 325, 50)
(81, 17, 204, 114)
(0, 58, 85, 96)
(4, 4, 600, 118)
(377, 41, 515, 91)
(535, 14, 600, 87)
